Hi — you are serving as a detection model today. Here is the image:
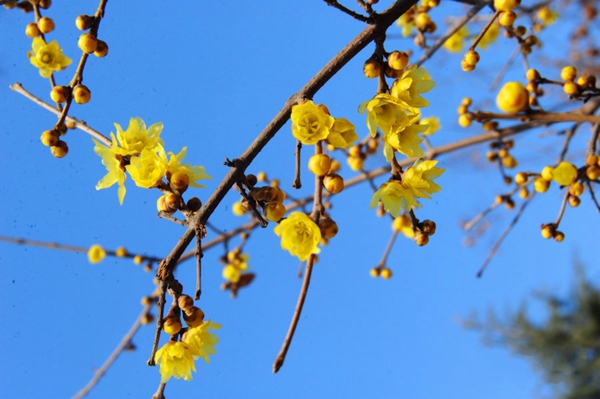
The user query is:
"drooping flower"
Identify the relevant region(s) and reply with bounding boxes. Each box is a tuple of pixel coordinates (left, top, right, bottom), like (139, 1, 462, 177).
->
(93, 139, 127, 205)
(420, 116, 440, 136)
(291, 101, 334, 145)
(392, 213, 414, 239)
(154, 342, 196, 383)
(222, 253, 249, 284)
(87, 244, 106, 264)
(126, 147, 167, 188)
(183, 320, 222, 364)
(358, 94, 411, 136)
(370, 181, 420, 217)
(326, 118, 359, 148)
(110, 117, 165, 156)
(28, 37, 71, 78)
(383, 119, 427, 160)
(164, 147, 211, 188)
(402, 160, 445, 199)
(396, 7, 417, 37)
(274, 212, 321, 261)
(390, 65, 435, 108)
(443, 25, 469, 53)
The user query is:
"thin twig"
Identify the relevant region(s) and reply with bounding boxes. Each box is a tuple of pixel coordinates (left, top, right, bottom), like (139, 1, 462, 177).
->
(71, 304, 153, 399)
(324, 0, 371, 22)
(378, 231, 398, 267)
(194, 224, 203, 300)
(474, 110, 600, 125)
(476, 192, 535, 277)
(151, 382, 166, 399)
(147, 280, 167, 366)
(554, 189, 569, 226)
(557, 123, 579, 163)
(292, 140, 302, 189)
(463, 201, 501, 231)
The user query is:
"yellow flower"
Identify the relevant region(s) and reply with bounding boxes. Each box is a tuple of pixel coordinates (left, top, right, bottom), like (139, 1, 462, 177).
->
(327, 118, 359, 148)
(551, 162, 578, 186)
(370, 181, 420, 217)
(478, 22, 500, 49)
(420, 116, 440, 135)
(402, 159, 445, 199)
(222, 253, 249, 284)
(87, 244, 106, 264)
(392, 213, 414, 239)
(274, 212, 321, 261)
(28, 37, 71, 78)
(537, 6, 558, 26)
(154, 342, 196, 383)
(165, 147, 211, 188)
(291, 101, 334, 145)
(396, 7, 416, 37)
(93, 139, 127, 205)
(383, 120, 427, 160)
(183, 320, 222, 364)
(126, 147, 167, 188)
(390, 65, 435, 108)
(443, 25, 469, 53)
(110, 117, 165, 156)
(358, 94, 412, 137)
(496, 81, 529, 113)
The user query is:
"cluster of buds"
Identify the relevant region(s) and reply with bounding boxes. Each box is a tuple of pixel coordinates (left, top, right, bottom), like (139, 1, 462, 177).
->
(76, 14, 108, 58)
(540, 222, 565, 242)
(308, 154, 345, 194)
(413, 219, 436, 246)
(461, 49, 480, 72)
(486, 139, 518, 170)
(559, 65, 599, 98)
(457, 97, 474, 127)
(157, 192, 202, 214)
(247, 177, 287, 222)
(40, 123, 69, 158)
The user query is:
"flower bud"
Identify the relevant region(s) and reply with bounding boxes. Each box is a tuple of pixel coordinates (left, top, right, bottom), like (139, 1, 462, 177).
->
(40, 129, 59, 147)
(75, 15, 94, 30)
(72, 84, 91, 104)
(187, 197, 202, 212)
(308, 154, 332, 177)
(363, 58, 381, 78)
(170, 171, 190, 192)
(50, 85, 70, 103)
(323, 173, 344, 194)
(178, 295, 194, 312)
(319, 215, 339, 239)
(380, 268, 392, 279)
(183, 306, 205, 328)
(387, 51, 409, 71)
(37, 17, 55, 34)
(162, 316, 182, 335)
(25, 22, 41, 38)
(264, 201, 286, 222)
(78, 33, 98, 54)
(94, 39, 108, 58)
(50, 140, 68, 158)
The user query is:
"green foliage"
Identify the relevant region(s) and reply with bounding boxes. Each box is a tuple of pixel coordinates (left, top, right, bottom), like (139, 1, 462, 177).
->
(464, 265, 600, 399)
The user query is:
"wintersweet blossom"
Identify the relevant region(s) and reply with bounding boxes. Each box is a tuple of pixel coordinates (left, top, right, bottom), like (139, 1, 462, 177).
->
(392, 213, 415, 239)
(327, 118, 359, 148)
(390, 66, 435, 108)
(28, 37, 71, 78)
(551, 162, 578, 186)
(110, 117, 165, 156)
(164, 147, 211, 188)
(383, 120, 427, 160)
(93, 139, 127, 205)
(126, 148, 167, 188)
(396, 7, 416, 37)
(222, 253, 249, 284)
(183, 320, 222, 364)
(155, 342, 196, 383)
(443, 25, 469, 53)
(291, 101, 334, 144)
(274, 212, 321, 261)
(370, 181, 420, 217)
(420, 116, 440, 136)
(358, 94, 411, 136)
(402, 160, 445, 199)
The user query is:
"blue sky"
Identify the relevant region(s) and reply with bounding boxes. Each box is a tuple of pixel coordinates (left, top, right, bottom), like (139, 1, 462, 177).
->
(1, 1, 597, 398)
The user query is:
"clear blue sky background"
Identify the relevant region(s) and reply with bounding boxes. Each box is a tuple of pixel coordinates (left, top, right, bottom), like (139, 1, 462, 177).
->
(1, 1, 597, 398)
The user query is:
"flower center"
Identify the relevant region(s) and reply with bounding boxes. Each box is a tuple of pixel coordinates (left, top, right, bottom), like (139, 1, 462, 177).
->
(40, 51, 54, 64)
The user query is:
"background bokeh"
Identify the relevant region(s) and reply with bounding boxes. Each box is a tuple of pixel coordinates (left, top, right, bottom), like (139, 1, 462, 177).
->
(1, 1, 597, 398)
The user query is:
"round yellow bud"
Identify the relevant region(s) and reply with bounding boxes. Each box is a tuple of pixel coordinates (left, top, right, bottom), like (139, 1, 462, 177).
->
(464, 50, 480, 66)
(232, 201, 245, 216)
(502, 155, 518, 168)
(392, 214, 412, 232)
(577, 76, 589, 87)
(363, 59, 381, 79)
(50, 140, 68, 158)
(178, 295, 194, 312)
(462, 97, 472, 106)
(380, 268, 393, 279)
(25, 22, 41, 38)
(494, 0, 520, 11)
(370, 268, 380, 278)
(170, 171, 190, 192)
(37, 17, 55, 34)
(421, 220, 436, 236)
(387, 51, 409, 71)
(496, 81, 529, 113)
(585, 155, 598, 167)
(50, 85, 70, 104)
(257, 171, 267, 182)
(568, 182, 584, 197)
(347, 156, 364, 171)
(141, 314, 155, 325)
(560, 66, 577, 82)
(75, 14, 93, 30)
(329, 159, 342, 173)
(460, 59, 476, 72)
(78, 33, 98, 54)
(133, 255, 143, 265)
(141, 296, 153, 306)
(114, 246, 127, 257)
(587, 165, 600, 180)
(319, 216, 339, 239)
(526, 68, 540, 81)
(264, 201, 286, 222)
(554, 231, 565, 242)
(499, 11, 516, 26)
(87, 244, 106, 264)
(40, 129, 59, 147)
(458, 114, 472, 127)
(540, 225, 554, 239)
(72, 84, 91, 104)
(415, 12, 431, 30)
(94, 39, 108, 58)
(568, 195, 581, 207)
(323, 173, 344, 194)
(515, 172, 528, 185)
(563, 81, 579, 96)
(534, 177, 550, 193)
(163, 317, 182, 335)
(308, 154, 332, 177)
(519, 187, 529, 199)
(540, 166, 554, 181)
(183, 306, 205, 328)
(414, 231, 429, 246)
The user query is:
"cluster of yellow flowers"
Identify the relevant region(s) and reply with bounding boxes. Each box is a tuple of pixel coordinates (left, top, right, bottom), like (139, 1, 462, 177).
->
(222, 248, 250, 284)
(155, 294, 221, 383)
(93, 117, 210, 205)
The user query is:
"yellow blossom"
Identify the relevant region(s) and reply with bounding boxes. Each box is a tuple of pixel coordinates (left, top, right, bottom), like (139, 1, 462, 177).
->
(222, 253, 249, 284)
(327, 118, 359, 148)
(402, 160, 445, 199)
(165, 147, 211, 188)
(93, 139, 127, 205)
(443, 25, 469, 53)
(28, 37, 71, 78)
(537, 6, 558, 26)
(358, 94, 412, 137)
(87, 244, 106, 264)
(420, 116, 440, 135)
(390, 66, 435, 108)
(370, 181, 420, 217)
(478, 22, 500, 49)
(291, 101, 334, 145)
(110, 117, 165, 156)
(383, 120, 427, 160)
(274, 212, 321, 261)
(154, 342, 196, 383)
(126, 147, 167, 188)
(396, 7, 417, 37)
(183, 320, 222, 364)
(551, 162, 578, 186)
(392, 213, 415, 239)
